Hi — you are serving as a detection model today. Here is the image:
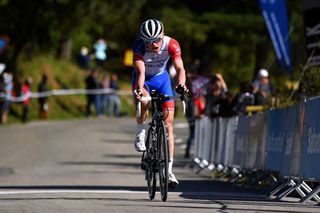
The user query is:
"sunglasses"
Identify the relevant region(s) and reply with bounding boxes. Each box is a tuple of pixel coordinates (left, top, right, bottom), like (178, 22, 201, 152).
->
(144, 37, 162, 44)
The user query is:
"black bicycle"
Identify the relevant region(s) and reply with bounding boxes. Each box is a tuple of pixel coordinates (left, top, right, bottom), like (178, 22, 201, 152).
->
(136, 88, 187, 202)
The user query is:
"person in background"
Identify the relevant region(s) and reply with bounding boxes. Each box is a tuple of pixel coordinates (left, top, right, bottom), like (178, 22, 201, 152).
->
(1, 72, 14, 124)
(85, 68, 101, 117)
(204, 73, 231, 118)
(21, 77, 32, 123)
(108, 73, 121, 117)
(38, 74, 49, 120)
(252, 69, 273, 105)
(93, 38, 107, 68)
(0, 72, 5, 124)
(231, 80, 255, 116)
(101, 72, 110, 115)
(184, 65, 209, 158)
(77, 46, 91, 70)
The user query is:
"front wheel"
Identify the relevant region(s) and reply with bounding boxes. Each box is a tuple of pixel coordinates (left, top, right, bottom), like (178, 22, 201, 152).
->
(157, 120, 169, 202)
(146, 126, 156, 200)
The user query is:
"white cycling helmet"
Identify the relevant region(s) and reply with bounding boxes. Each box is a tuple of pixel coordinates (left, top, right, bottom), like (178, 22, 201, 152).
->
(258, 69, 269, 78)
(140, 19, 164, 42)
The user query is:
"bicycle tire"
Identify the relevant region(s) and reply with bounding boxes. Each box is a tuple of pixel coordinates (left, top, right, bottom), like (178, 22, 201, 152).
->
(157, 120, 169, 202)
(146, 127, 156, 200)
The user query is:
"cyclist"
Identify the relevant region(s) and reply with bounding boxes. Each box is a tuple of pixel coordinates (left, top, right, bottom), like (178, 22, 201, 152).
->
(132, 19, 188, 186)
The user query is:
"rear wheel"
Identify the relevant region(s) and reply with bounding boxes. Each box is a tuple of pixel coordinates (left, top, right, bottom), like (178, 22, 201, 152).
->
(157, 121, 169, 202)
(145, 127, 156, 200)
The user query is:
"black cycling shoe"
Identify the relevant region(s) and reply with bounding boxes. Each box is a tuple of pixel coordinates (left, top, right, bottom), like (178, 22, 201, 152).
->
(140, 162, 146, 171)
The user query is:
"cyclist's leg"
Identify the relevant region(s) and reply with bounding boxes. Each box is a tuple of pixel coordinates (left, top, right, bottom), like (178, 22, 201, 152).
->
(163, 108, 174, 163)
(132, 73, 151, 151)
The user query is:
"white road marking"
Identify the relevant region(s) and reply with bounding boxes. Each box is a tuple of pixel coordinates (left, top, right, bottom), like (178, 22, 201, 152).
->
(174, 123, 188, 129)
(0, 190, 148, 195)
(0, 189, 263, 198)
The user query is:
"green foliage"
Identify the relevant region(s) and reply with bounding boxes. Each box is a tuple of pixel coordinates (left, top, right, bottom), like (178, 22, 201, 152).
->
(301, 67, 320, 97)
(0, 0, 307, 120)
(8, 55, 86, 122)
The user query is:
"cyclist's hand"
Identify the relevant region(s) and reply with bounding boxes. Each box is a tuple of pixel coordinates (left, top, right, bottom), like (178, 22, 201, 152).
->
(175, 84, 189, 95)
(175, 84, 189, 103)
(133, 89, 143, 101)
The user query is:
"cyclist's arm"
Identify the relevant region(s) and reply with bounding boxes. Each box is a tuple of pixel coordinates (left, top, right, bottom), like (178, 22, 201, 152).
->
(134, 59, 146, 91)
(168, 38, 186, 87)
(173, 59, 186, 87)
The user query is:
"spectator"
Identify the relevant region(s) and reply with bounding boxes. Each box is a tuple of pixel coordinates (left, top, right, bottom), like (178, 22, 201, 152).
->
(1, 72, 14, 124)
(77, 46, 91, 70)
(184, 67, 209, 158)
(252, 69, 273, 105)
(0, 73, 5, 124)
(93, 38, 107, 68)
(101, 72, 110, 115)
(21, 77, 32, 123)
(108, 73, 121, 117)
(231, 80, 255, 116)
(204, 73, 231, 118)
(38, 74, 49, 120)
(85, 68, 101, 117)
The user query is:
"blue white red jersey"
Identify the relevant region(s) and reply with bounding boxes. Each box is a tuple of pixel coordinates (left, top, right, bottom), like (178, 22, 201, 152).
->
(133, 35, 182, 76)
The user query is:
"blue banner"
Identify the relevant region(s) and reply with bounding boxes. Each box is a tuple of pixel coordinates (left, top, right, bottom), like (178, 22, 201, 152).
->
(259, 0, 292, 77)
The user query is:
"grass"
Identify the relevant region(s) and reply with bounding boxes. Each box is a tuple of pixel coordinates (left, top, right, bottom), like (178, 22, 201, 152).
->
(6, 54, 135, 124)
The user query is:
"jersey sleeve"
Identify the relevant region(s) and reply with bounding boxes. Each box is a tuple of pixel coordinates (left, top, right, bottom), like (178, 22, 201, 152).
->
(133, 39, 145, 61)
(168, 38, 182, 60)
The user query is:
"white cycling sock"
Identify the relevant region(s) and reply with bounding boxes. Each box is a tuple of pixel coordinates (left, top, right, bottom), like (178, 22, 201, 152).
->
(169, 158, 173, 174)
(137, 122, 145, 132)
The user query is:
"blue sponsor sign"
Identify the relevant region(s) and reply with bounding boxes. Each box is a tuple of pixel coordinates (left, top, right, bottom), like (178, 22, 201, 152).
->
(266, 109, 287, 172)
(279, 106, 297, 176)
(259, 0, 292, 77)
(300, 98, 320, 179)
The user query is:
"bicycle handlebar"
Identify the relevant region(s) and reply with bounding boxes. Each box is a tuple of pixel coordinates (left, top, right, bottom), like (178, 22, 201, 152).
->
(136, 94, 187, 118)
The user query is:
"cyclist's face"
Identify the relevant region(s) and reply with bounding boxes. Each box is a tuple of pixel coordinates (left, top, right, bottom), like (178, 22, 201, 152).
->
(145, 37, 163, 53)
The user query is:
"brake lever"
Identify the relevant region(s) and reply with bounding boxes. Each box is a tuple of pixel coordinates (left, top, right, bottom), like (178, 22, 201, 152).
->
(136, 101, 141, 118)
(179, 93, 188, 115)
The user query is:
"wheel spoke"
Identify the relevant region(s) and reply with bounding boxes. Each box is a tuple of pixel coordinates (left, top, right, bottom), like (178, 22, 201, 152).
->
(158, 121, 169, 202)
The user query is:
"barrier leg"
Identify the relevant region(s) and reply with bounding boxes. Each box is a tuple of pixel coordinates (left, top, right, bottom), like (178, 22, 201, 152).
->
(295, 185, 306, 198)
(275, 179, 298, 201)
(264, 181, 282, 195)
(301, 181, 320, 202)
(300, 185, 320, 204)
(267, 179, 291, 198)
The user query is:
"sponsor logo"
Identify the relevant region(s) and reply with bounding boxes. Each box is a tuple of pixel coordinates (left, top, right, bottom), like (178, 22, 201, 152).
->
(307, 128, 320, 154)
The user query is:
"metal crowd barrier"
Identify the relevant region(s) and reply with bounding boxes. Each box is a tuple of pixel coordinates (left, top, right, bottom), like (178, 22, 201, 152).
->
(193, 98, 320, 205)
(0, 88, 132, 103)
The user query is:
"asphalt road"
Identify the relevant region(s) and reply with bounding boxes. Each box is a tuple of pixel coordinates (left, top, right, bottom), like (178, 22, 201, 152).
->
(0, 118, 318, 213)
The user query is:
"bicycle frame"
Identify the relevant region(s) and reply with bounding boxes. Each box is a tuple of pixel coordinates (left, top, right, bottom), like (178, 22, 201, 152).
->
(137, 89, 186, 202)
(141, 90, 171, 201)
